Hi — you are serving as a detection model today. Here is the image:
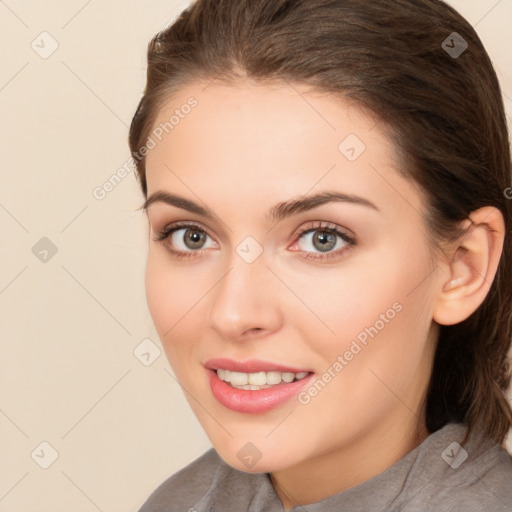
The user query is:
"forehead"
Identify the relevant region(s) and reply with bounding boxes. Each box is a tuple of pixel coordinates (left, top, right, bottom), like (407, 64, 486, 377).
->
(148, 78, 380, 155)
(144, 79, 426, 220)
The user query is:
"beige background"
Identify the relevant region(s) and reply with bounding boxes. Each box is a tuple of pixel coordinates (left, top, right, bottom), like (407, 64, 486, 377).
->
(0, 1, 511, 510)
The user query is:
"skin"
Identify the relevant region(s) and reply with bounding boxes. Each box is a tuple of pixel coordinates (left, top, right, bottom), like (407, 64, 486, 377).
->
(142, 79, 504, 510)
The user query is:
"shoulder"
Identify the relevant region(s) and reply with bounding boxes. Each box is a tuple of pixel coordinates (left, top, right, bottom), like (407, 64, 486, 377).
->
(402, 424, 512, 512)
(443, 443, 512, 511)
(137, 448, 231, 512)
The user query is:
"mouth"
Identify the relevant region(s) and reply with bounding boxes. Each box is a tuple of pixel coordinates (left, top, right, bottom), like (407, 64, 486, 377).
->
(205, 358, 315, 413)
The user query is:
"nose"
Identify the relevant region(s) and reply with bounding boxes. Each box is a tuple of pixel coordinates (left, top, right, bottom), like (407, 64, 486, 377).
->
(208, 253, 283, 341)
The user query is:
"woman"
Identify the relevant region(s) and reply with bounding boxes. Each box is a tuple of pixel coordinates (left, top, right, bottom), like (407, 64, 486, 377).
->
(129, 0, 512, 510)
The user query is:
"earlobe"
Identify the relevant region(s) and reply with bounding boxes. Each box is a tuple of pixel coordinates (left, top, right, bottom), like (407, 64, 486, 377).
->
(433, 206, 505, 326)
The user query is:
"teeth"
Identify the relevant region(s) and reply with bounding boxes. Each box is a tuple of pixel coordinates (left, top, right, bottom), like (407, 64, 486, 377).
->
(266, 371, 282, 385)
(230, 371, 248, 386)
(230, 384, 264, 390)
(248, 371, 267, 386)
(216, 369, 310, 388)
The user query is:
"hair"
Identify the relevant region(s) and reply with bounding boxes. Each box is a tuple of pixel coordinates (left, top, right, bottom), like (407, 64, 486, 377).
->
(129, 0, 512, 445)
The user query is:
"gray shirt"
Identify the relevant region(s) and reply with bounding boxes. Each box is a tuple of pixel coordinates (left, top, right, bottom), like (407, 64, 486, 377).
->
(138, 423, 512, 511)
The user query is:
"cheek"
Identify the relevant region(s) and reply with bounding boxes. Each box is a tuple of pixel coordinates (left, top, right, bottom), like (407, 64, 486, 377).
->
(286, 250, 417, 342)
(145, 251, 174, 334)
(352, 257, 434, 395)
(144, 251, 206, 363)
(293, 236, 435, 376)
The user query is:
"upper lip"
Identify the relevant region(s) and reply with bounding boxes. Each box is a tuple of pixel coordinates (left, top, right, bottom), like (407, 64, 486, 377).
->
(205, 358, 312, 374)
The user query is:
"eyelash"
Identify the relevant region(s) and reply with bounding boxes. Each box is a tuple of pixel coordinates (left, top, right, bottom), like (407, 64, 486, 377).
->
(153, 220, 356, 262)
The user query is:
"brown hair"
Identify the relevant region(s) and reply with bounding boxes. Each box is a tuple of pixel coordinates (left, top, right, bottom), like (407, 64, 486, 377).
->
(129, 0, 512, 444)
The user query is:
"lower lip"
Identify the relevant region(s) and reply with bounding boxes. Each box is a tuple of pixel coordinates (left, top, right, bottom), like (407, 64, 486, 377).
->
(207, 369, 315, 413)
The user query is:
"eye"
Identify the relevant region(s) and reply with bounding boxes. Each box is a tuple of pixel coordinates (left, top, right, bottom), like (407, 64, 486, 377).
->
(153, 221, 217, 259)
(169, 227, 214, 251)
(154, 220, 356, 262)
(289, 221, 356, 261)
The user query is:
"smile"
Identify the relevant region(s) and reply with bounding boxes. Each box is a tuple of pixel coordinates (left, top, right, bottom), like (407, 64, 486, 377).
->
(205, 358, 315, 413)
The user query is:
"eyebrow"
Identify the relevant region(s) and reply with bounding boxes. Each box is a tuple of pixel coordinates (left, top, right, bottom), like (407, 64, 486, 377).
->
(141, 190, 380, 223)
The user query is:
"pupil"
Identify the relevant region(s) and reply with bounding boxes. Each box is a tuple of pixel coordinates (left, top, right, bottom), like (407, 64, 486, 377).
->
(313, 231, 335, 252)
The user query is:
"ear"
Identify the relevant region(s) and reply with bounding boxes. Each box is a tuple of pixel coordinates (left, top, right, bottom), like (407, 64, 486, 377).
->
(433, 206, 505, 326)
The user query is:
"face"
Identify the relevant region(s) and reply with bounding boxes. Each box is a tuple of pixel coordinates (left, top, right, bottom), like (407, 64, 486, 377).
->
(143, 79, 443, 474)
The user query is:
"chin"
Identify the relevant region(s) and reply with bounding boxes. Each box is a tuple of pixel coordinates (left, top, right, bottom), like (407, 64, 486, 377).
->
(209, 434, 304, 474)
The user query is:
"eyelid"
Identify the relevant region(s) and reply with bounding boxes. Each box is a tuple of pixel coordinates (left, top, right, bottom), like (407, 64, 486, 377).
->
(153, 220, 212, 242)
(291, 221, 356, 243)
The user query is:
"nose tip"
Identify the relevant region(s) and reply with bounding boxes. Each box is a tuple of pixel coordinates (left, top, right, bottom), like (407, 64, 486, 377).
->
(207, 260, 282, 341)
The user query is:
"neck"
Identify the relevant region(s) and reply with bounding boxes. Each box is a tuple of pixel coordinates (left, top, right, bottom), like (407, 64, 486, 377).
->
(269, 414, 430, 511)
